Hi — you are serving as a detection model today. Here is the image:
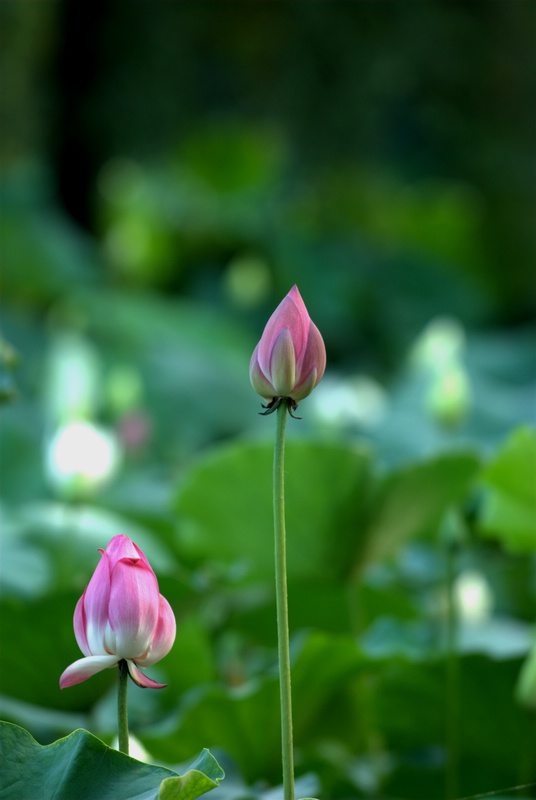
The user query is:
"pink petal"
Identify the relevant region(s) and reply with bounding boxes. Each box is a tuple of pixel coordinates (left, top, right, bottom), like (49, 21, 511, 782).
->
(249, 346, 277, 399)
(103, 619, 117, 656)
(257, 287, 308, 376)
(83, 549, 112, 655)
(127, 661, 167, 689)
(284, 285, 310, 361)
(73, 592, 91, 656)
(108, 557, 160, 659)
(105, 534, 143, 570)
(293, 320, 326, 399)
(291, 366, 318, 403)
(269, 328, 296, 396)
(131, 540, 154, 571)
(59, 654, 119, 689)
(137, 594, 176, 667)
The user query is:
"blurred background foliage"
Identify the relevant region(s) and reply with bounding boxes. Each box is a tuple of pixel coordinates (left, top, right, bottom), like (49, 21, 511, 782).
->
(1, 2, 535, 799)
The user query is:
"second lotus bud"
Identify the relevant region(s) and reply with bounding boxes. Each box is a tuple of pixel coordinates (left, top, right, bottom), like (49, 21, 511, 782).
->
(249, 284, 326, 408)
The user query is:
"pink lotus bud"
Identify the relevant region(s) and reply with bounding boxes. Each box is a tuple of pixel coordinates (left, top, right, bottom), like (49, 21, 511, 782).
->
(250, 285, 326, 414)
(60, 534, 176, 690)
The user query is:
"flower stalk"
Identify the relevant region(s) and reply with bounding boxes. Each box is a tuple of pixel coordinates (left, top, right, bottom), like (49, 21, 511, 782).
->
(117, 659, 129, 756)
(273, 401, 294, 800)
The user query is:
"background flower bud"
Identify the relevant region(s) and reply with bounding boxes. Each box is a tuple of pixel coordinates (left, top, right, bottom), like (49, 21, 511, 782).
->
(60, 534, 176, 690)
(250, 285, 326, 404)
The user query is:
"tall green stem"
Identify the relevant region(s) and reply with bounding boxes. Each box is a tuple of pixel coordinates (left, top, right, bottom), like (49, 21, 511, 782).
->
(117, 660, 129, 756)
(273, 402, 294, 800)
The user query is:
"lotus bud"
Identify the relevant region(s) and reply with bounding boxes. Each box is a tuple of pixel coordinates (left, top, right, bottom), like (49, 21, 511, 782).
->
(249, 285, 326, 415)
(60, 534, 176, 690)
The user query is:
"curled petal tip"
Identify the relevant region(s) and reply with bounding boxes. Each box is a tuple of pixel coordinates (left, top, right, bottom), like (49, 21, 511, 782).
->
(127, 661, 168, 689)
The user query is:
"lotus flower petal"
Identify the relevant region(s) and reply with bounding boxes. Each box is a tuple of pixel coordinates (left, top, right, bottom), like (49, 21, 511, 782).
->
(127, 660, 167, 689)
(270, 328, 296, 396)
(293, 322, 326, 398)
(249, 345, 278, 400)
(82, 550, 112, 655)
(73, 593, 91, 657)
(257, 288, 307, 375)
(137, 594, 177, 667)
(59, 654, 119, 689)
(107, 556, 160, 660)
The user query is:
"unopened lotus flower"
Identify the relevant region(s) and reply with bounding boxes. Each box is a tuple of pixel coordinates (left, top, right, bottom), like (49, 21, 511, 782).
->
(249, 284, 326, 414)
(60, 534, 176, 690)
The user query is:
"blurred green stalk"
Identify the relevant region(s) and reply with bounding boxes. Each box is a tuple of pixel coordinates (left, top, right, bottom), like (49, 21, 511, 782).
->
(273, 402, 295, 800)
(445, 539, 459, 800)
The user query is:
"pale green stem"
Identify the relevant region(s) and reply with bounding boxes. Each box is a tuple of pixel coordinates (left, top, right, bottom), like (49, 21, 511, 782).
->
(117, 659, 129, 756)
(273, 402, 295, 800)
